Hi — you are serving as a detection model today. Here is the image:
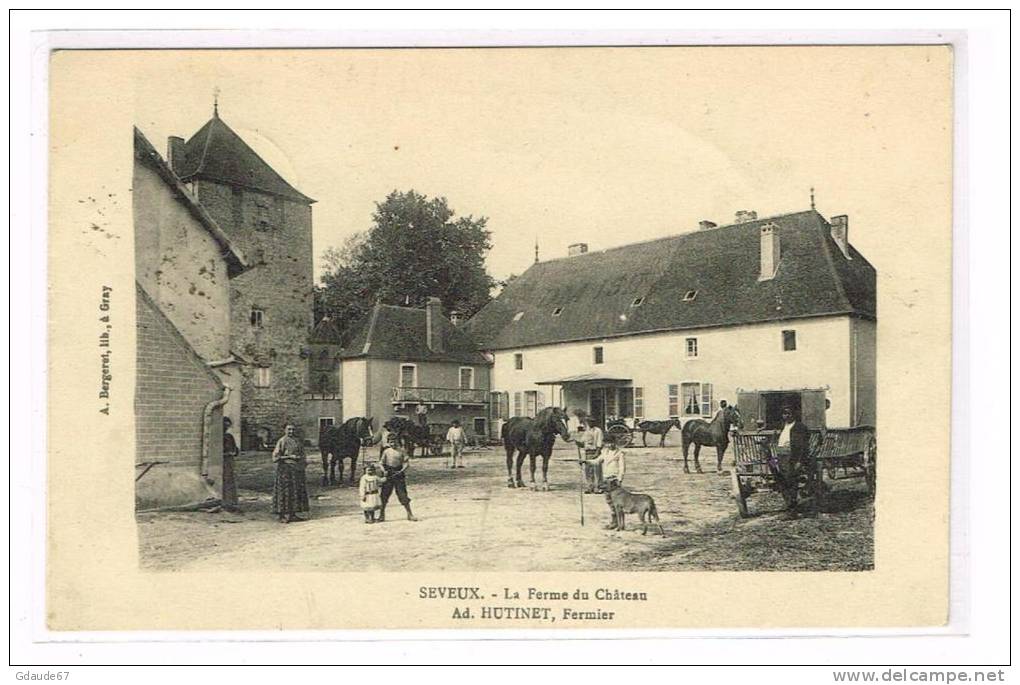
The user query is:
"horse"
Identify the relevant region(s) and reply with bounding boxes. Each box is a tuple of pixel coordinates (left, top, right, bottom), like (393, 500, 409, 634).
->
(318, 416, 376, 485)
(680, 405, 743, 474)
(636, 418, 681, 447)
(502, 406, 573, 490)
(382, 416, 432, 457)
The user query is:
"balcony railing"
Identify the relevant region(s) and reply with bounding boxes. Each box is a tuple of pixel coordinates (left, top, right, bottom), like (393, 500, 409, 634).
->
(391, 386, 488, 405)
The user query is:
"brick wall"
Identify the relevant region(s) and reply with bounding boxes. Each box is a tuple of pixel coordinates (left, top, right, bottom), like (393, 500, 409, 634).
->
(135, 284, 224, 466)
(194, 180, 314, 443)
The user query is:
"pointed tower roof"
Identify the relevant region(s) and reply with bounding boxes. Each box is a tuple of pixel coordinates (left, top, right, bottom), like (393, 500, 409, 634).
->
(174, 114, 314, 204)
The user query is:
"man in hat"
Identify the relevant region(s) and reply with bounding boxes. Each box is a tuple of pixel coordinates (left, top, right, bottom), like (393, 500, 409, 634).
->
(772, 405, 811, 516)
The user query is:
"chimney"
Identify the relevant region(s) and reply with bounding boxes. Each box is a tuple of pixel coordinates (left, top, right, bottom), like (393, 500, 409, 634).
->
(698, 220, 718, 231)
(735, 210, 758, 224)
(829, 215, 851, 259)
(568, 243, 589, 257)
(166, 136, 185, 175)
(426, 297, 445, 353)
(758, 222, 781, 281)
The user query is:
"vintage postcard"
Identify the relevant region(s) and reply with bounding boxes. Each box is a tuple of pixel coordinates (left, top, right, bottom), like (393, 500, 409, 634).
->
(46, 44, 952, 631)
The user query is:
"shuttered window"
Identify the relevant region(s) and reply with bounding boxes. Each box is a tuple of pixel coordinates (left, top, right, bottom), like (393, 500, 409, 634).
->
(459, 367, 474, 389)
(514, 392, 522, 417)
(701, 382, 714, 416)
(500, 392, 510, 419)
(634, 387, 644, 419)
(668, 384, 679, 418)
(524, 390, 538, 417)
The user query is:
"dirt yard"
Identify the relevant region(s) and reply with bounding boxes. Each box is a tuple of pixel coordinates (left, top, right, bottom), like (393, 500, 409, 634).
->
(137, 439, 874, 572)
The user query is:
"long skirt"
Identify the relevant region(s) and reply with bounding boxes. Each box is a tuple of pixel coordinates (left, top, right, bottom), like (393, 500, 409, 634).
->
(272, 460, 310, 515)
(221, 453, 238, 510)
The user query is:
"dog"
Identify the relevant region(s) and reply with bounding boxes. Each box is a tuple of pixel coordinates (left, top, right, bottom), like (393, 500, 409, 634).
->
(604, 481, 666, 536)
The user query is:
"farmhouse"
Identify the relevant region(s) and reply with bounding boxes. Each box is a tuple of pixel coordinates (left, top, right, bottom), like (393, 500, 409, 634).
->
(310, 297, 493, 442)
(133, 127, 249, 509)
(466, 209, 876, 434)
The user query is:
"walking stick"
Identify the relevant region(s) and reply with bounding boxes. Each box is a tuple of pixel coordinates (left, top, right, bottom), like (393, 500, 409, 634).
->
(576, 442, 585, 526)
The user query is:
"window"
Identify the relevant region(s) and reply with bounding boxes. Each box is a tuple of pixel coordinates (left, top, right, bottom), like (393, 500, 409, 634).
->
(254, 366, 272, 388)
(668, 384, 679, 418)
(513, 311, 525, 322)
(680, 381, 713, 417)
(552, 307, 563, 316)
(634, 387, 644, 419)
(254, 198, 272, 231)
(514, 353, 523, 370)
(618, 388, 634, 418)
(685, 337, 698, 358)
(399, 364, 417, 388)
(605, 388, 617, 417)
(631, 297, 644, 307)
(473, 417, 487, 436)
(593, 346, 604, 364)
(459, 367, 475, 389)
(524, 390, 539, 417)
(783, 330, 797, 351)
(514, 391, 523, 417)
(683, 290, 698, 302)
(318, 417, 335, 433)
(250, 307, 264, 328)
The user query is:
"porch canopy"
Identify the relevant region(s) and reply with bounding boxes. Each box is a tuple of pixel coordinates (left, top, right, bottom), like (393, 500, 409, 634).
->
(535, 373, 632, 385)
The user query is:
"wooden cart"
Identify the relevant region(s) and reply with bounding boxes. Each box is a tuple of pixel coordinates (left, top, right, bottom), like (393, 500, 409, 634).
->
(730, 427, 876, 517)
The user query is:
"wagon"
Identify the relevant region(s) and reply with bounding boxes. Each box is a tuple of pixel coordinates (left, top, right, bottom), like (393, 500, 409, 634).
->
(729, 426, 876, 517)
(604, 418, 635, 448)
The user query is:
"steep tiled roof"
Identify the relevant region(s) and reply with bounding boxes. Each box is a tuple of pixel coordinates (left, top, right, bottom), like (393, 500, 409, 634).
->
(133, 127, 249, 278)
(338, 303, 490, 365)
(465, 210, 876, 350)
(174, 115, 314, 204)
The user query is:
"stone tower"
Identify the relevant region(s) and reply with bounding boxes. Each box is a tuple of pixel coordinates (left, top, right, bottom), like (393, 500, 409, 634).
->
(168, 109, 315, 446)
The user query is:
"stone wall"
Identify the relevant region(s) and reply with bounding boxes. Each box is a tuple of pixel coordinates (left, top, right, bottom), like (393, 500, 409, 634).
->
(194, 180, 314, 447)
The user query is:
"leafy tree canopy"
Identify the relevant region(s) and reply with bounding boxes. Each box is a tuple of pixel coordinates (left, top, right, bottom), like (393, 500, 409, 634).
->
(315, 190, 495, 328)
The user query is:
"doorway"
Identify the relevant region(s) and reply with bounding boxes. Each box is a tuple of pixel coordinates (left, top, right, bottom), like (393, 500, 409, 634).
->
(589, 388, 606, 429)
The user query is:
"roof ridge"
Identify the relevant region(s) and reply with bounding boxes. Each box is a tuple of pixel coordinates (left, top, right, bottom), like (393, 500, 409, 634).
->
(532, 209, 820, 267)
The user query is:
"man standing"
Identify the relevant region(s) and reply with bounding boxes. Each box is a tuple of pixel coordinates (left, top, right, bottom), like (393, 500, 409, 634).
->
(379, 436, 419, 522)
(578, 416, 604, 494)
(221, 417, 240, 513)
(772, 406, 810, 516)
(446, 419, 466, 469)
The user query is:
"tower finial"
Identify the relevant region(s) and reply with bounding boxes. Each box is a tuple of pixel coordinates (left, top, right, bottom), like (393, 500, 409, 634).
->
(534, 237, 539, 263)
(810, 186, 816, 210)
(213, 86, 221, 118)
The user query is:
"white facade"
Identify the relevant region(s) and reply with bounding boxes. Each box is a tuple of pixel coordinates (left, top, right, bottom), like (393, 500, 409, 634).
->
(490, 314, 876, 432)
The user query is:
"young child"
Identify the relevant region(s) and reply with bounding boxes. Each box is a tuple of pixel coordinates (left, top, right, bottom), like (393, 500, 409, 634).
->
(359, 463, 384, 524)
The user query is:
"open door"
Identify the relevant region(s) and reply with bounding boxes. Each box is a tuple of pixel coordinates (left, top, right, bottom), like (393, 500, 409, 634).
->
(737, 391, 761, 430)
(801, 389, 827, 430)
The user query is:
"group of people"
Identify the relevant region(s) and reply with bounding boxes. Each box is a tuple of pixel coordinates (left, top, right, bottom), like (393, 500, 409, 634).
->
(221, 419, 420, 525)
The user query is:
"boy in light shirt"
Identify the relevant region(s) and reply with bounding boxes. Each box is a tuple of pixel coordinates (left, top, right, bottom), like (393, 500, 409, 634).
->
(446, 420, 466, 469)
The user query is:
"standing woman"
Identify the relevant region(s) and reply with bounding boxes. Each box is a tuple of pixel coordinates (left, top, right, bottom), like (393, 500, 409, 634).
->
(272, 424, 310, 523)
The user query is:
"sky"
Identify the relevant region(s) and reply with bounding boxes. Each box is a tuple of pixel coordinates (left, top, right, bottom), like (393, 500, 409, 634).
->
(125, 46, 951, 283)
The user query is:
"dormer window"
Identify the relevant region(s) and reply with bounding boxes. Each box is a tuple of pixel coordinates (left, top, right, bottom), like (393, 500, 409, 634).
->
(631, 297, 644, 307)
(683, 290, 698, 302)
(552, 307, 563, 316)
(513, 311, 525, 322)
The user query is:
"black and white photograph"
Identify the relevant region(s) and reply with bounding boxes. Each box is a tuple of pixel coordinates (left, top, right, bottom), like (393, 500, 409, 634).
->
(126, 48, 881, 575)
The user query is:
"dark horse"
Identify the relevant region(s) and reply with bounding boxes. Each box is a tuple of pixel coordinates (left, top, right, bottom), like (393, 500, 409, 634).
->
(382, 416, 431, 457)
(318, 416, 376, 485)
(637, 418, 682, 447)
(502, 407, 572, 490)
(681, 405, 743, 474)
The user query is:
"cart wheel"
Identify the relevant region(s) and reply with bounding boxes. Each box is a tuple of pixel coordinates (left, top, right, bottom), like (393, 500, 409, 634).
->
(865, 437, 877, 498)
(730, 470, 749, 518)
(616, 431, 633, 448)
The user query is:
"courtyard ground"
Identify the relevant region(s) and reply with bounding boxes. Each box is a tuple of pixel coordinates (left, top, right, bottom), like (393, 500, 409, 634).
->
(137, 437, 874, 572)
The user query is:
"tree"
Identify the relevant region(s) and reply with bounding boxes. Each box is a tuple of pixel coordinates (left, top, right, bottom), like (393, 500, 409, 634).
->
(316, 190, 495, 327)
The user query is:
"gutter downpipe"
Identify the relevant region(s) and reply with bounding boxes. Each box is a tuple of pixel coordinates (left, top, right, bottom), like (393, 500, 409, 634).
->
(201, 385, 232, 483)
